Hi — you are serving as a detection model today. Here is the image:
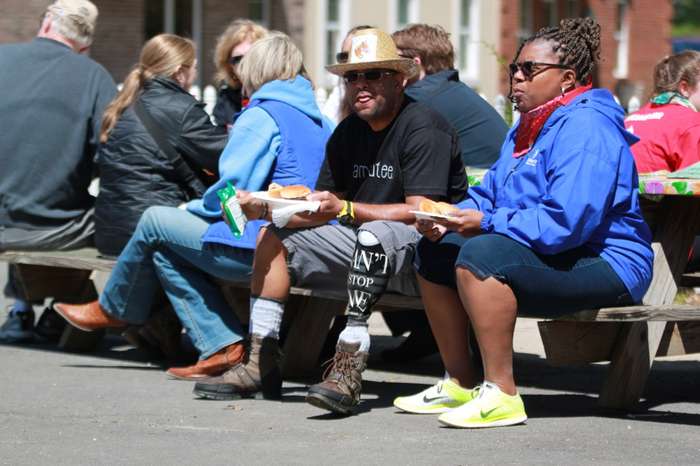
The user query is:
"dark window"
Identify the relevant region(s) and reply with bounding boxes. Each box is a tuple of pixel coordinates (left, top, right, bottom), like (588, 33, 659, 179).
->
(145, 0, 193, 39)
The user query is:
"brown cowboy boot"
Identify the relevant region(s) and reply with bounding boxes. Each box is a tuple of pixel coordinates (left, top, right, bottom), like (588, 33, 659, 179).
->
(192, 335, 282, 400)
(166, 341, 245, 381)
(305, 341, 368, 415)
(54, 300, 127, 332)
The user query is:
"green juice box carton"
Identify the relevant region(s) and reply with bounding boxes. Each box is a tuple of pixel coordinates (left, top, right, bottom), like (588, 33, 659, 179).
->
(216, 182, 247, 238)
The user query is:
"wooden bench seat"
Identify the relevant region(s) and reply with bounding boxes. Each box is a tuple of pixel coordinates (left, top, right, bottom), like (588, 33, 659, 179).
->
(0, 248, 422, 378)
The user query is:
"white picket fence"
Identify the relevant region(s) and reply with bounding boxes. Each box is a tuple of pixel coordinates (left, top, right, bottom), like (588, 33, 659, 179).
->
(165, 83, 642, 126)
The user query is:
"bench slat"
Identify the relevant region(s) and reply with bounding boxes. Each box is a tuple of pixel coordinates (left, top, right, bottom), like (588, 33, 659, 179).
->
(0, 249, 116, 272)
(223, 282, 424, 310)
(558, 304, 700, 322)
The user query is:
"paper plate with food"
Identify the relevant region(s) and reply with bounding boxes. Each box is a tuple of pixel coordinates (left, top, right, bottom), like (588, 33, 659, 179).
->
(251, 183, 317, 210)
(410, 199, 460, 221)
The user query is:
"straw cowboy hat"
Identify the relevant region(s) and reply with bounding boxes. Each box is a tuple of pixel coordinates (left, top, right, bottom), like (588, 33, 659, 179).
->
(326, 28, 418, 78)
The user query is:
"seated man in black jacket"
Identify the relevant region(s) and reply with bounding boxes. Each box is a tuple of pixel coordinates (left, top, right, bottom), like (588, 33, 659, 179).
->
(393, 23, 508, 169)
(383, 24, 509, 361)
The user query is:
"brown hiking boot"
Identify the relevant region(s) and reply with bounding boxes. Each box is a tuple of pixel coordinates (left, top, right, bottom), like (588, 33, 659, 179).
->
(192, 335, 282, 400)
(166, 341, 245, 381)
(306, 341, 368, 415)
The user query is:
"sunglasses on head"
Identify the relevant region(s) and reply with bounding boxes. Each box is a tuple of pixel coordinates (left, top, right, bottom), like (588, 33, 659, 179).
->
(343, 69, 396, 83)
(228, 55, 244, 66)
(336, 51, 349, 64)
(509, 61, 571, 80)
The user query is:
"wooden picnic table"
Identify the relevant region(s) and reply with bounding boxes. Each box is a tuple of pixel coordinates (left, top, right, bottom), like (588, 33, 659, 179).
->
(539, 173, 700, 409)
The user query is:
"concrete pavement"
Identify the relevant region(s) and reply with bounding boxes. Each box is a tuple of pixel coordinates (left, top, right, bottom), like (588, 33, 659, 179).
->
(1, 307, 699, 465)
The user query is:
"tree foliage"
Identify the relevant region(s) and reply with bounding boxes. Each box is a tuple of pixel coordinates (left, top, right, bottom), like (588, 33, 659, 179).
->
(673, 0, 700, 37)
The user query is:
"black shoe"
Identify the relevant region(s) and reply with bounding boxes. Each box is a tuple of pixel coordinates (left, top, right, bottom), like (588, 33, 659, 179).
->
(381, 325, 438, 362)
(0, 309, 35, 343)
(34, 305, 67, 343)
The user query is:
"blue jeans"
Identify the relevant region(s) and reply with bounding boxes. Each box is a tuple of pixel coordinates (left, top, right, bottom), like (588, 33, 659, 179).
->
(415, 233, 633, 318)
(100, 206, 252, 358)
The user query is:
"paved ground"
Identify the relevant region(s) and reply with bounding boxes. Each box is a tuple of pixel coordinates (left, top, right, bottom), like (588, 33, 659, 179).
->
(1, 262, 699, 465)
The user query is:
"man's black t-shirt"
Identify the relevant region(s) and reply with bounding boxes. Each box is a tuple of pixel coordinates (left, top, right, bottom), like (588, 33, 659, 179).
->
(316, 98, 468, 204)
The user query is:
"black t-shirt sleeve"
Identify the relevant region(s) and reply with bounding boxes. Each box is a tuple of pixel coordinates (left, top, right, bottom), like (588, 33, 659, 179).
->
(314, 131, 340, 192)
(400, 123, 454, 197)
(315, 156, 336, 192)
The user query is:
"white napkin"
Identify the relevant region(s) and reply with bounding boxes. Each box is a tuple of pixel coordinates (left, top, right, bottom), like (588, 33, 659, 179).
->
(271, 201, 320, 227)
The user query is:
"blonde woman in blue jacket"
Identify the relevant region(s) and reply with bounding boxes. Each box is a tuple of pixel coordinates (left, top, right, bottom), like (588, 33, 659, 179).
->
(393, 18, 653, 428)
(55, 34, 333, 383)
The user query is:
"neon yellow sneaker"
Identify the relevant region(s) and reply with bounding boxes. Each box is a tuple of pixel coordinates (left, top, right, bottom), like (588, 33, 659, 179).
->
(437, 381, 527, 428)
(393, 379, 477, 414)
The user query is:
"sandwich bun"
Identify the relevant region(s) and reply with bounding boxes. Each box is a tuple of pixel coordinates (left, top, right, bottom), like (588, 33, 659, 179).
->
(436, 202, 459, 215)
(268, 182, 284, 198)
(419, 199, 458, 215)
(279, 184, 311, 200)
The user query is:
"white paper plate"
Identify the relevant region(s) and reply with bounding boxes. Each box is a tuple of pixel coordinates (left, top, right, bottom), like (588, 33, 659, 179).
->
(251, 191, 316, 210)
(410, 210, 456, 221)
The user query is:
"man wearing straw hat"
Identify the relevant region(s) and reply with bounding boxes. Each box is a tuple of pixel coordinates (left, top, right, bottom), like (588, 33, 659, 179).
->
(0, 0, 116, 343)
(193, 28, 468, 415)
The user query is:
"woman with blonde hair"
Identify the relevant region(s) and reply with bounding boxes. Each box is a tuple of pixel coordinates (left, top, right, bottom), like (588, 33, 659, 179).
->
(56, 32, 334, 387)
(212, 19, 268, 128)
(96, 33, 227, 256)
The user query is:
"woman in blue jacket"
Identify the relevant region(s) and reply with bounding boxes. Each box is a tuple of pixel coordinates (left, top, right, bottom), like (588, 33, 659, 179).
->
(393, 18, 653, 428)
(55, 34, 333, 381)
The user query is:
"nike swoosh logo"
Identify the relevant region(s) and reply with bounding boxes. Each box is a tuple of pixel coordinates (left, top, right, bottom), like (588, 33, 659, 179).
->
(480, 407, 499, 418)
(422, 395, 452, 404)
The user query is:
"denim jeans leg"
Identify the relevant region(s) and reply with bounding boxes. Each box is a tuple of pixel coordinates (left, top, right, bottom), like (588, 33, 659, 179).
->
(98, 207, 176, 323)
(100, 206, 253, 357)
(152, 243, 252, 359)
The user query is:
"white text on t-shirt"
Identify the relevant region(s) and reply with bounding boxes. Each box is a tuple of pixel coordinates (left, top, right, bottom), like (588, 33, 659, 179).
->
(352, 162, 395, 180)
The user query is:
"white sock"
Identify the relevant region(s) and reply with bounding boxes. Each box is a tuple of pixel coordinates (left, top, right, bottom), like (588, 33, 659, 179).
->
(249, 296, 284, 339)
(11, 299, 32, 314)
(338, 321, 370, 353)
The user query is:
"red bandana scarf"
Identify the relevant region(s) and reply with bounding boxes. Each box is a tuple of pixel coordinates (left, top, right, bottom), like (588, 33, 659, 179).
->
(513, 84, 592, 158)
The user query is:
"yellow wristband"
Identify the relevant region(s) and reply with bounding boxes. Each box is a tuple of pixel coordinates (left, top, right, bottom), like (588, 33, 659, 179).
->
(337, 200, 355, 224)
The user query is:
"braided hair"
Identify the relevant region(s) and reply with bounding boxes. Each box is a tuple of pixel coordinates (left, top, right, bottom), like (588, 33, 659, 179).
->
(512, 17, 601, 87)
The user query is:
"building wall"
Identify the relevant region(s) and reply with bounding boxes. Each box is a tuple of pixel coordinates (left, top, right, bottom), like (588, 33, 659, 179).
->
(499, 0, 520, 95)
(588, 0, 672, 102)
(499, 0, 672, 104)
(1, 0, 303, 87)
(303, 0, 501, 99)
(476, 0, 501, 99)
(0, 0, 51, 43)
(90, 0, 145, 83)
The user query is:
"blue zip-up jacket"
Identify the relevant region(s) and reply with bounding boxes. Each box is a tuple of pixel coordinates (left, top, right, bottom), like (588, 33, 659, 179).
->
(459, 89, 653, 302)
(187, 76, 334, 249)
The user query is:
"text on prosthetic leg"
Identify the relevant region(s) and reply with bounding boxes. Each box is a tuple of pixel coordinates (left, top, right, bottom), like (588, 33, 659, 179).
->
(346, 230, 392, 322)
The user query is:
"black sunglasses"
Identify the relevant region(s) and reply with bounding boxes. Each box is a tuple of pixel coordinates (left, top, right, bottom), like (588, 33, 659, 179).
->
(509, 61, 571, 80)
(336, 51, 349, 64)
(343, 69, 396, 83)
(228, 55, 244, 66)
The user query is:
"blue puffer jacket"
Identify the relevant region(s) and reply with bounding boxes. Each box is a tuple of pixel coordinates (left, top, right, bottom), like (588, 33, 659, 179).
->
(187, 76, 334, 249)
(459, 89, 654, 302)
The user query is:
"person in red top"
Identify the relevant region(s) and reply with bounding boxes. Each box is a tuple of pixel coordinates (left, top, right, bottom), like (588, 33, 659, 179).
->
(624, 50, 700, 173)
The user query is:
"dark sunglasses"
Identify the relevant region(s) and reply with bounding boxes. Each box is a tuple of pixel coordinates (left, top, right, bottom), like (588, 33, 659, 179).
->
(228, 55, 244, 66)
(336, 51, 349, 64)
(343, 69, 396, 83)
(509, 61, 571, 80)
